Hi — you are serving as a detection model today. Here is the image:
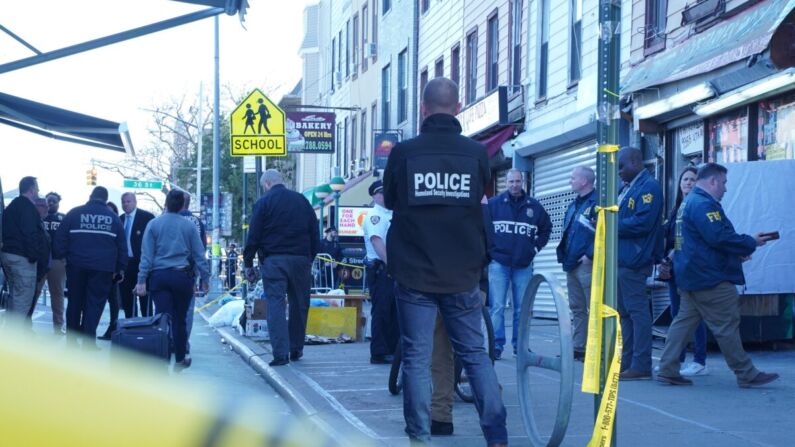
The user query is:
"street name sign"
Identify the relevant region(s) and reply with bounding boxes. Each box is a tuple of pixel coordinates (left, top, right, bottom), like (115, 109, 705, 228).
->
(123, 179, 163, 190)
(230, 89, 286, 157)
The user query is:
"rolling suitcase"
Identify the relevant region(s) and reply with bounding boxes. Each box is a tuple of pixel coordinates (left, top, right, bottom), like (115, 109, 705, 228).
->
(112, 295, 171, 360)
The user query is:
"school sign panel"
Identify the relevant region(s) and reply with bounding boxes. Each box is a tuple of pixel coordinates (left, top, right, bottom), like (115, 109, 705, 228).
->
(230, 89, 286, 156)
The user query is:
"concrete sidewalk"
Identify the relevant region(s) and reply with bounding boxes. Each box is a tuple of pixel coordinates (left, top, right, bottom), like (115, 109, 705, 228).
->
(214, 301, 795, 447)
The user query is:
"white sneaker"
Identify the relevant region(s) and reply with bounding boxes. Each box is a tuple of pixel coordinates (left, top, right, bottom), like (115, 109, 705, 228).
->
(679, 362, 709, 377)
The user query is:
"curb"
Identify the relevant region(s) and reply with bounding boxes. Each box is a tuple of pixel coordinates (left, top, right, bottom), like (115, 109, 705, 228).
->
(199, 312, 349, 446)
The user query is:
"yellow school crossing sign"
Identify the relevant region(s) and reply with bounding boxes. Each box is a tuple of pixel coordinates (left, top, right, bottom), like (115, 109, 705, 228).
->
(230, 89, 286, 156)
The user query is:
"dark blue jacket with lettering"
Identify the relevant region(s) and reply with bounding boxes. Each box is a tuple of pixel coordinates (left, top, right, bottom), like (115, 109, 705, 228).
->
(488, 190, 552, 268)
(53, 199, 128, 273)
(673, 186, 756, 291)
(618, 169, 664, 269)
(556, 189, 597, 272)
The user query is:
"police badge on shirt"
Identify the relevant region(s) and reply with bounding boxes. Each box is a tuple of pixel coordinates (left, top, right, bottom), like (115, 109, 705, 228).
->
(407, 155, 479, 207)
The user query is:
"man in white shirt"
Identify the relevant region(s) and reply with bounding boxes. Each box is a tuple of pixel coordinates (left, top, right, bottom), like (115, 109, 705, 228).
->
(363, 180, 398, 364)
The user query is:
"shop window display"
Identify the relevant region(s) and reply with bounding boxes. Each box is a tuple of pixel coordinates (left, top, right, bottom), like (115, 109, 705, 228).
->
(708, 108, 748, 163)
(758, 93, 795, 160)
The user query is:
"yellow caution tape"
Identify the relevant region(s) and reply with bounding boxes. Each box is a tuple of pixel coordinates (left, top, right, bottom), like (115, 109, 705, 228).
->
(316, 256, 365, 270)
(195, 281, 247, 313)
(582, 205, 623, 447)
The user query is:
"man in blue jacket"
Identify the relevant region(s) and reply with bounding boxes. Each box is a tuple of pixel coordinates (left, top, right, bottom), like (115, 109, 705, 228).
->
(488, 168, 552, 359)
(616, 147, 663, 380)
(656, 163, 778, 388)
(54, 187, 127, 346)
(556, 166, 597, 361)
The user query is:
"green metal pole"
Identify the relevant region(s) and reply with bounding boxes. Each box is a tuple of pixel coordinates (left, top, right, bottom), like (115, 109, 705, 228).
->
(596, 0, 621, 445)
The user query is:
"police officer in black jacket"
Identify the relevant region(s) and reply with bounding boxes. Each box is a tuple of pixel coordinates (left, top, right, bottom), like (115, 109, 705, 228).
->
(54, 187, 127, 346)
(383, 77, 507, 446)
(243, 169, 319, 366)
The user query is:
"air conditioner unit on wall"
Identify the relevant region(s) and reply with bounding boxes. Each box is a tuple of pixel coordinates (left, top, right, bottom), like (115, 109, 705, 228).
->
(366, 43, 377, 58)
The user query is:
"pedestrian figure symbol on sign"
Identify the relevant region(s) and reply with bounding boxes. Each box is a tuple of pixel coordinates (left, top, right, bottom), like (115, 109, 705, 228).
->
(243, 104, 256, 134)
(257, 98, 271, 134)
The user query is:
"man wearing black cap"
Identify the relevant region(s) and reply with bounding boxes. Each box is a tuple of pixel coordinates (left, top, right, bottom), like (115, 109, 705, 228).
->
(363, 179, 398, 364)
(54, 186, 127, 347)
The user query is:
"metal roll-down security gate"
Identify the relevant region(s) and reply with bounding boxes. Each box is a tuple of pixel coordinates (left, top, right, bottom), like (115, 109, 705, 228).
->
(516, 271, 574, 447)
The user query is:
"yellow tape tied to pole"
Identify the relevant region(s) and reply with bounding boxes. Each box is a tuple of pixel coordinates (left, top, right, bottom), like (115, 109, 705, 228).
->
(582, 205, 623, 447)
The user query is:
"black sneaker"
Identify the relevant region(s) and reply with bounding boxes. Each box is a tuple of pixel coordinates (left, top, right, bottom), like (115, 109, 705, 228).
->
(370, 355, 394, 364)
(656, 374, 693, 386)
(739, 372, 779, 388)
(431, 420, 454, 436)
(290, 351, 303, 361)
(269, 357, 289, 367)
(619, 369, 652, 381)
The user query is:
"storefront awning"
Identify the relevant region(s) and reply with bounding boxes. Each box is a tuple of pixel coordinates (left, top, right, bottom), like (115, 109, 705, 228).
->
(0, 91, 133, 153)
(621, 0, 795, 94)
(312, 171, 376, 211)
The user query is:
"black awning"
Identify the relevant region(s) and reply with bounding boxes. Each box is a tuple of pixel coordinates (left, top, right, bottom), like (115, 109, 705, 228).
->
(0, 91, 133, 153)
(622, 0, 795, 94)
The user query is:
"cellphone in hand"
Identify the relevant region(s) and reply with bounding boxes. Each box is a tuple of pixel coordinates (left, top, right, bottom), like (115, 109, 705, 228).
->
(760, 231, 780, 241)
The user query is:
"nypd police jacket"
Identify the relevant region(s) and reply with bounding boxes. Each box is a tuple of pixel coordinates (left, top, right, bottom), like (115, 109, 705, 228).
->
(53, 199, 128, 273)
(673, 186, 756, 292)
(383, 113, 489, 294)
(618, 169, 664, 269)
(556, 189, 597, 272)
(488, 190, 552, 268)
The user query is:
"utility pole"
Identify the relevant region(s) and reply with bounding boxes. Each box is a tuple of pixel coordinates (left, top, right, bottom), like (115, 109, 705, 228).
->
(211, 16, 222, 292)
(596, 0, 621, 445)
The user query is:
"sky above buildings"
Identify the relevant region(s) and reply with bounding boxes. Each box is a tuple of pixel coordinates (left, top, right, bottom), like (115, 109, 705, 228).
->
(0, 0, 313, 210)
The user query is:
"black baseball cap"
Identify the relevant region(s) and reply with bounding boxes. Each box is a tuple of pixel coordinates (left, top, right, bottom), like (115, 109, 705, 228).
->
(324, 226, 337, 233)
(368, 180, 383, 196)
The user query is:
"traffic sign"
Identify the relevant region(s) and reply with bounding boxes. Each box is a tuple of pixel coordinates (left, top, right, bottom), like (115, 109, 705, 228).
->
(123, 179, 163, 190)
(230, 89, 286, 157)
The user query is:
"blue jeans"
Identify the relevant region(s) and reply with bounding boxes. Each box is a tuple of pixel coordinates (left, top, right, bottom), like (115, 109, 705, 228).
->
(395, 284, 507, 444)
(488, 261, 533, 354)
(669, 277, 707, 365)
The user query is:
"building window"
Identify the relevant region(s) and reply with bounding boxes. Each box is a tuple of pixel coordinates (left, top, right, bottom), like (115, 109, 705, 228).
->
(420, 68, 429, 99)
(362, 5, 369, 71)
(346, 20, 351, 78)
(398, 49, 408, 123)
(451, 44, 460, 88)
(383, 0, 390, 14)
(510, 0, 523, 92)
(487, 12, 499, 92)
(538, 0, 550, 99)
(361, 110, 368, 167)
(570, 0, 582, 84)
(466, 30, 478, 104)
(759, 93, 795, 160)
(708, 108, 749, 164)
(351, 115, 358, 169)
(645, 0, 667, 54)
(434, 58, 443, 78)
(338, 31, 343, 79)
(343, 117, 349, 175)
(336, 123, 343, 169)
(372, 0, 378, 61)
(331, 36, 337, 90)
(353, 14, 359, 75)
(421, 0, 430, 13)
(382, 65, 391, 129)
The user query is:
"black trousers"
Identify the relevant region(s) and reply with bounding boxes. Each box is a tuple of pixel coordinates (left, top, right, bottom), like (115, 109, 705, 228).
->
(65, 265, 113, 337)
(149, 269, 194, 362)
(367, 263, 399, 357)
(260, 255, 312, 359)
(104, 283, 120, 332)
(120, 260, 151, 317)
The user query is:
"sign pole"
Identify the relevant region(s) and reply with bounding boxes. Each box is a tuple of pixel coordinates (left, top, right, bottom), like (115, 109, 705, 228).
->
(241, 171, 248, 301)
(211, 15, 222, 293)
(596, 0, 621, 444)
(197, 82, 203, 210)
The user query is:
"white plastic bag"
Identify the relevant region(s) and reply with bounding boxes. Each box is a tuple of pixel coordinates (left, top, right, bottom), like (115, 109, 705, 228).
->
(208, 299, 245, 328)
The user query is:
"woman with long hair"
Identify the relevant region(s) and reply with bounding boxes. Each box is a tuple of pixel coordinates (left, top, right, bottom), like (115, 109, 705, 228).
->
(664, 166, 709, 376)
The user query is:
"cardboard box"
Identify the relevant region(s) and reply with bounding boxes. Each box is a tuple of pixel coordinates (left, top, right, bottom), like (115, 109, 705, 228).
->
(245, 319, 268, 340)
(306, 307, 358, 340)
(251, 298, 268, 319)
